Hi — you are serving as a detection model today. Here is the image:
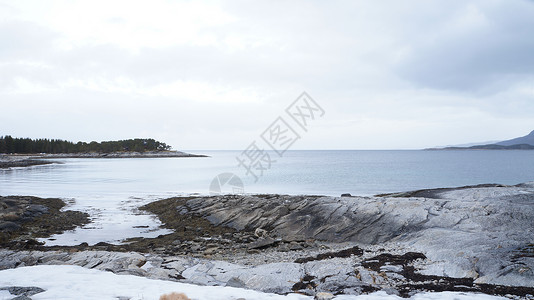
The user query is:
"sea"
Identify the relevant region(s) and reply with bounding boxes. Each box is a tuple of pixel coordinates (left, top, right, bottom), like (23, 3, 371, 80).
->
(1, 150, 534, 245)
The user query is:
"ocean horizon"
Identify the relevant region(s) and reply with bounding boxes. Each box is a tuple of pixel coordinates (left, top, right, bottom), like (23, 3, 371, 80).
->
(2, 149, 534, 197)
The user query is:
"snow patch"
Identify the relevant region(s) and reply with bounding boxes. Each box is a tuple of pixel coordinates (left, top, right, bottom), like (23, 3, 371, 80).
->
(0, 265, 508, 300)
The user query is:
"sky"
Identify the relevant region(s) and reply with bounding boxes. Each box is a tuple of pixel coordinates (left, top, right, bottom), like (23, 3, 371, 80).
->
(1, 0, 534, 150)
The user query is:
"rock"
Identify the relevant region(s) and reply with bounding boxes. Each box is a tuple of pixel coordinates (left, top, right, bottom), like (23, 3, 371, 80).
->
(254, 228, 269, 238)
(226, 277, 246, 288)
(178, 185, 534, 287)
(234, 262, 303, 294)
(11, 296, 32, 300)
(204, 247, 219, 255)
(248, 237, 278, 250)
(26, 204, 49, 215)
(278, 206, 290, 216)
(341, 193, 352, 197)
(0, 221, 21, 232)
(1, 184, 534, 298)
(3, 286, 45, 296)
(278, 244, 290, 252)
(382, 287, 400, 296)
(380, 265, 403, 273)
(190, 244, 202, 252)
(314, 292, 335, 300)
(288, 241, 303, 251)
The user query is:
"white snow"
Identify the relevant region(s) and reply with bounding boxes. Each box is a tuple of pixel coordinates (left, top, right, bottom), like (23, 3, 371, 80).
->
(0, 265, 508, 300)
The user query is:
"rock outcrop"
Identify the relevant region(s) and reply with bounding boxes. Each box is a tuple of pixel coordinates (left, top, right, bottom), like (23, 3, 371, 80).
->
(177, 183, 534, 287)
(1, 183, 533, 298)
(0, 196, 90, 247)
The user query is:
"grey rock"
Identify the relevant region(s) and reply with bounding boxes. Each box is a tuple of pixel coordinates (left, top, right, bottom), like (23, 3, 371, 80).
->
(248, 237, 278, 250)
(382, 288, 400, 296)
(254, 228, 269, 238)
(226, 277, 246, 288)
(278, 244, 290, 252)
(1, 184, 534, 296)
(289, 241, 303, 251)
(0, 221, 21, 232)
(26, 204, 49, 215)
(203, 247, 219, 255)
(2, 286, 45, 296)
(181, 184, 534, 286)
(190, 244, 202, 252)
(380, 264, 403, 273)
(11, 296, 32, 300)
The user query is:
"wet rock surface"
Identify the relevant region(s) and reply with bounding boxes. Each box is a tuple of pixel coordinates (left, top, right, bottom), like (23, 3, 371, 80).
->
(0, 155, 53, 168)
(0, 196, 90, 248)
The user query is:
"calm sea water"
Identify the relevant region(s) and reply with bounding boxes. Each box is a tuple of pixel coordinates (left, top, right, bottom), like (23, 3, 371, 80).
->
(1, 150, 533, 245)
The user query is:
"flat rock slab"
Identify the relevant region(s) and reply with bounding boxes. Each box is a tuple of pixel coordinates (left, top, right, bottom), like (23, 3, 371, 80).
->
(179, 183, 534, 287)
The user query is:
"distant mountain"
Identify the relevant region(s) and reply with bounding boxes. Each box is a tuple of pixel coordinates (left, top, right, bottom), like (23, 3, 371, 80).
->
(427, 130, 534, 150)
(496, 130, 534, 146)
(439, 140, 500, 148)
(435, 144, 534, 150)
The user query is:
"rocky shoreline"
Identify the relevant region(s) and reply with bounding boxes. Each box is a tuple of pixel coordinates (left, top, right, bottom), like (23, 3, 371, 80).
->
(0, 196, 90, 248)
(1, 184, 534, 299)
(0, 151, 207, 168)
(34, 150, 207, 159)
(0, 156, 54, 169)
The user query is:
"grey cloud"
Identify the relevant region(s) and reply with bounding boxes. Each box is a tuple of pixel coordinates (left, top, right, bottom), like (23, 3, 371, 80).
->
(394, 0, 534, 93)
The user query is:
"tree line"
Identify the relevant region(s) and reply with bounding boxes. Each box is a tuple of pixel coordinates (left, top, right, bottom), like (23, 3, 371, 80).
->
(0, 136, 172, 154)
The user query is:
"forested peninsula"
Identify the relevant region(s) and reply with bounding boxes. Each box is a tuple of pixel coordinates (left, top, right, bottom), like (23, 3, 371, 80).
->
(0, 136, 205, 168)
(0, 136, 171, 154)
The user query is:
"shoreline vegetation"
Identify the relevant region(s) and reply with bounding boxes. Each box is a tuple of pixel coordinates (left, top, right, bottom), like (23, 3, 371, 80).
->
(0, 136, 172, 153)
(1, 183, 534, 298)
(0, 136, 207, 168)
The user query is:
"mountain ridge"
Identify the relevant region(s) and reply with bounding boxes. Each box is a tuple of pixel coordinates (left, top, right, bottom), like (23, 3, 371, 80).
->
(496, 130, 534, 146)
(428, 130, 534, 150)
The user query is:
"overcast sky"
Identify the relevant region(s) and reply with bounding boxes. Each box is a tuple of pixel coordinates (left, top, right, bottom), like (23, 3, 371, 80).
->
(2, 0, 534, 150)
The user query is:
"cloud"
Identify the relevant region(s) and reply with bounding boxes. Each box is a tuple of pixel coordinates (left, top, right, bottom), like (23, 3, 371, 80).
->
(0, 20, 58, 60)
(1, 0, 534, 149)
(394, 0, 534, 93)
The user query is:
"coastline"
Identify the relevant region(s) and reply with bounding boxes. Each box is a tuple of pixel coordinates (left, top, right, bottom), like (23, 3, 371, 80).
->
(1, 183, 534, 298)
(0, 151, 208, 168)
(34, 151, 208, 158)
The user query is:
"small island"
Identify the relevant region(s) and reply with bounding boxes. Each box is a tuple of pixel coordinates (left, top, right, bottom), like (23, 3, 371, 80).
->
(0, 136, 206, 168)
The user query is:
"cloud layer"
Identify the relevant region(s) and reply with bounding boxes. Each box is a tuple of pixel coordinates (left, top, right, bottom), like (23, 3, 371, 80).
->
(1, 0, 534, 149)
